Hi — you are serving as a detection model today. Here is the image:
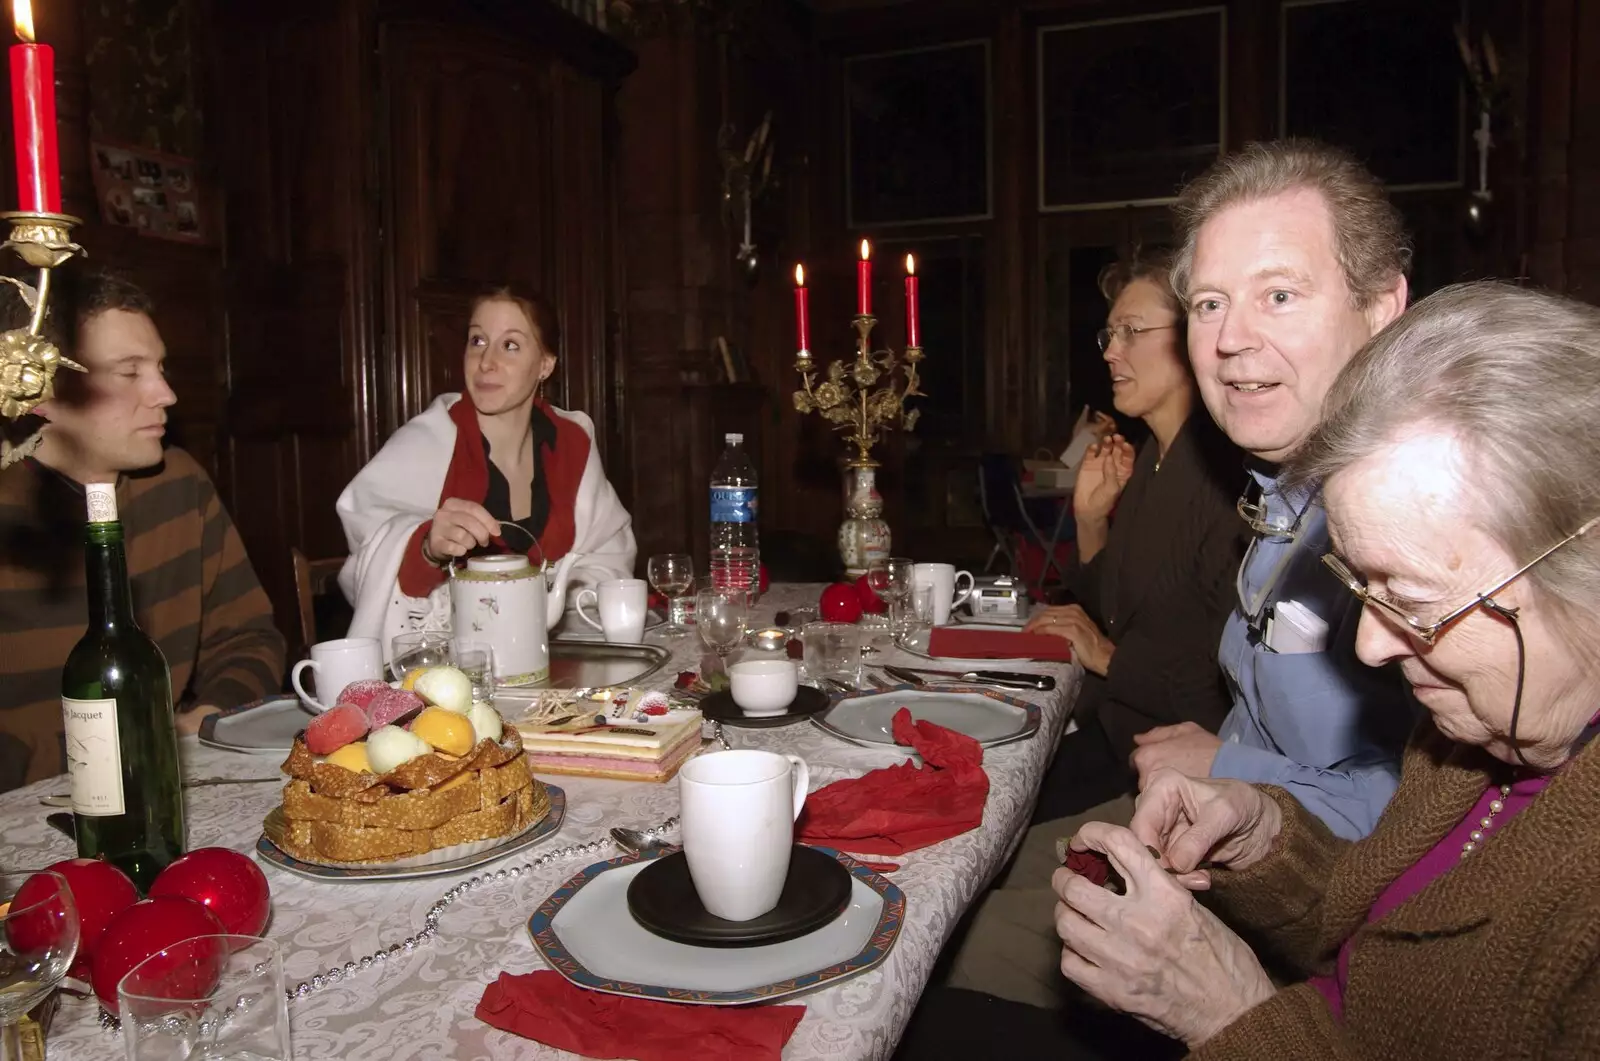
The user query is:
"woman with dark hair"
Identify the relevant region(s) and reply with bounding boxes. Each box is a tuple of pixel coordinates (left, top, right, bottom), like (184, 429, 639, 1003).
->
(337, 286, 635, 648)
(937, 248, 1248, 1010)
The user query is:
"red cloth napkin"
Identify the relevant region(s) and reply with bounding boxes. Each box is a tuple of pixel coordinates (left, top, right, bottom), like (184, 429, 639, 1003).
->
(797, 709, 988, 856)
(928, 626, 1071, 662)
(477, 971, 805, 1061)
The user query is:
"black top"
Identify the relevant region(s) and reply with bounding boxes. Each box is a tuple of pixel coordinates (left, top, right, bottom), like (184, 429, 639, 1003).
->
(481, 403, 559, 543)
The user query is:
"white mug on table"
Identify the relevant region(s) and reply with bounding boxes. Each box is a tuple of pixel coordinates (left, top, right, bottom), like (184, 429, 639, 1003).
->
(574, 578, 649, 643)
(291, 637, 384, 712)
(912, 562, 975, 626)
(679, 749, 810, 921)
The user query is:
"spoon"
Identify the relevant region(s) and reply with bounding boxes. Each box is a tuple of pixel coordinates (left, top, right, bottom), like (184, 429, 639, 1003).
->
(610, 825, 676, 856)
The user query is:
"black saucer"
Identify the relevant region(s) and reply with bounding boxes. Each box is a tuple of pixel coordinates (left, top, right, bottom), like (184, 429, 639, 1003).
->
(626, 845, 853, 947)
(700, 685, 831, 729)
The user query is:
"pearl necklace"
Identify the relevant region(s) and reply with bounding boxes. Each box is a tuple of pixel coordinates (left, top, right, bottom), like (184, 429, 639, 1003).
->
(1461, 783, 1513, 858)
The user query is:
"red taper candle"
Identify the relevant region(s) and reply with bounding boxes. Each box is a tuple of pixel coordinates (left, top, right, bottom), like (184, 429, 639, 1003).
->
(9, 0, 59, 215)
(793, 263, 811, 354)
(856, 239, 872, 317)
(904, 253, 920, 348)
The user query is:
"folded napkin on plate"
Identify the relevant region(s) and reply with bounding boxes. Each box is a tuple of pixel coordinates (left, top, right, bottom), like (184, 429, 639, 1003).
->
(927, 626, 1071, 662)
(797, 709, 987, 856)
(477, 971, 805, 1061)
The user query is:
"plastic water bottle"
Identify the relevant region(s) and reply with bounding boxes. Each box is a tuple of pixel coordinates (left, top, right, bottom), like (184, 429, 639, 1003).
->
(709, 433, 759, 592)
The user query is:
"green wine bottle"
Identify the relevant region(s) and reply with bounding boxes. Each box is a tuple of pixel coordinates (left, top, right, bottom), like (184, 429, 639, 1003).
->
(60, 482, 185, 891)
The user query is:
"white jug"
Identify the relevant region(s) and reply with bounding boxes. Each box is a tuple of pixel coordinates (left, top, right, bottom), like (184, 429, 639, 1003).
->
(448, 553, 578, 685)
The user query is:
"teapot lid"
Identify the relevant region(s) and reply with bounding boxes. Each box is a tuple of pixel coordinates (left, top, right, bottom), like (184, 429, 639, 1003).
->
(465, 554, 532, 574)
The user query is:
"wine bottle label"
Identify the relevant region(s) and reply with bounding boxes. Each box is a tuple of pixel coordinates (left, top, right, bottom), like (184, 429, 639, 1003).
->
(84, 483, 118, 524)
(61, 697, 125, 816)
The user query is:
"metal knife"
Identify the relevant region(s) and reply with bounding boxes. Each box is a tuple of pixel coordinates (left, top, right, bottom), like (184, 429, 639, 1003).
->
(884, 665, 1055, 692)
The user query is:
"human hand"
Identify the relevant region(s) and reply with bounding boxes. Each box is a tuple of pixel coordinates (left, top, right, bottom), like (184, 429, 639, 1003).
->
(1023, 604, 1113, 676)
(1054, 823, 1275, 1047)
(175, 704, 221, 736)
(1131, 721, 1223, 788)
(426, 498, 501, 563)
(1128, 768, 1283, 881)
(1087, 409, 1117, 440)
(1073, 435, 1136, 523)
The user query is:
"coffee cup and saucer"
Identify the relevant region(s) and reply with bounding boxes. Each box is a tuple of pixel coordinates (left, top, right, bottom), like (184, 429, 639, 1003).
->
(625, 749, 852, 947)
(698, 659, 831, 729)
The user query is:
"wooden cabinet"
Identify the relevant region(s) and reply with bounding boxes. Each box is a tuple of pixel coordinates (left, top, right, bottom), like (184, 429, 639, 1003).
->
(211, 0, 633, 635)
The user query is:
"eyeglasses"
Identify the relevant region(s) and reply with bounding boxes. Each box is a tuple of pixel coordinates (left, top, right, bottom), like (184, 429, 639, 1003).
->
(1096, 322, 1177, 352)
(1321, 515, 1600, 646)
(1237, 479, 1321, 542)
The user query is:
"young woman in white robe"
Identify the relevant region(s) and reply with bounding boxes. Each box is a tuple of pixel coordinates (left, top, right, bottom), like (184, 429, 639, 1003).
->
(336, 288, 635, 655)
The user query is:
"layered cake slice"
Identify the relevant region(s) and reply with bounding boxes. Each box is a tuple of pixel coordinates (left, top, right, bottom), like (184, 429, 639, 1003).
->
(514, 712, 703, 782)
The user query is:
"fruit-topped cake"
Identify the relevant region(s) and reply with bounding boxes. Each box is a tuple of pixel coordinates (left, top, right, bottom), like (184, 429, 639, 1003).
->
(274, 666, 549, 864)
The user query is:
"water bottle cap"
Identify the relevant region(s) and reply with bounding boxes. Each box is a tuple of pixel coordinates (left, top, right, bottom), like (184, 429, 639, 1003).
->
(84, 482, 118, 523)
(725, 433, 743, 445)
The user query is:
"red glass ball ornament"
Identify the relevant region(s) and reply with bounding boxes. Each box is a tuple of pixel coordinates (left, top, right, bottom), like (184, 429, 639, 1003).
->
(92, 897, 227, 1013)
(149, 848, 271, 939)
(855, 575, 887, 614)
(819, 582, 863, 624)
(10, 859, 138, 977)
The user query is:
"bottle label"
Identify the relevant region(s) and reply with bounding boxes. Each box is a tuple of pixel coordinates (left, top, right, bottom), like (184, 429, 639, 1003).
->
(710, 486, 757, 524)
(61, 697, 125, 816)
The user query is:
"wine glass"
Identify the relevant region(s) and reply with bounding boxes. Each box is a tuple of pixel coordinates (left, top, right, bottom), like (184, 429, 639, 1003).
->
(0, 871, 78, 1060)
(647, 553, 695, 638)
(867, 557, 917, 639)
(694, 587, 749, 667)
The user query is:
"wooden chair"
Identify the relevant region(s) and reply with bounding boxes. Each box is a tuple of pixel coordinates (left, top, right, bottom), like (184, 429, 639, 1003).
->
(291, 547, 348, 655)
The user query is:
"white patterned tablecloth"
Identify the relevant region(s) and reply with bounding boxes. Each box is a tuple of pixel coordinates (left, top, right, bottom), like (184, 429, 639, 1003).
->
(7, 584, 1082, 1061)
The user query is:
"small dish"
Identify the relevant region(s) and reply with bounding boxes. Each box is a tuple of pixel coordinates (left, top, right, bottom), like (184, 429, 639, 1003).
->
(747, 627, 793, 652)
(699, 686, 830, 729)
(626, 845, 852, 947)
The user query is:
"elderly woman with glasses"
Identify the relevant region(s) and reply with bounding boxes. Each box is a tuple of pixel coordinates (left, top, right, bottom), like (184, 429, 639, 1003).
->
(1047, 281, 1600, 1059)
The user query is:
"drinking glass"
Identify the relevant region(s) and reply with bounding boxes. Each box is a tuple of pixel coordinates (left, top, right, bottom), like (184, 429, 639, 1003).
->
(646, 554, 695, 637)
(118, 935, 290, 1061)
(867, 557, 916, 637)
(390, 631, 451, 684)
(802, 621, 862, 689)
(0, 871, 78, 1061)
(896, 590, 937, 650)
(449, 640, 496, 702)
(695, 587, 749, 665)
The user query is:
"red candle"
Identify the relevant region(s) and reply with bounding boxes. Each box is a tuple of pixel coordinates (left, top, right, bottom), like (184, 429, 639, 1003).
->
(856, 239, 872, 317)
(904, 253, 920, 348)
(793, 263, 811, 354)
(9, 0, 58, 214)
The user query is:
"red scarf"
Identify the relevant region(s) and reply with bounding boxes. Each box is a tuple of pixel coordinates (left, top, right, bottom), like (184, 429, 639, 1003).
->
(397, 398, 589, 597)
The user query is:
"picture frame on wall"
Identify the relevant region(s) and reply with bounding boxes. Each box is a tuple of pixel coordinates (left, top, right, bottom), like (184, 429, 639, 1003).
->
(1037, 8, 1227, 212)
(845, 39, 992, 227)
(1280, 0, 1463, 189)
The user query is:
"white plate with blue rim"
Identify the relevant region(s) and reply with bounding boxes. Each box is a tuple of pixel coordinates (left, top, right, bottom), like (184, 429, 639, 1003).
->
(198, 695, 314, 755)
(812, 686, 1041, 750)
(528, 845, 904, 1005)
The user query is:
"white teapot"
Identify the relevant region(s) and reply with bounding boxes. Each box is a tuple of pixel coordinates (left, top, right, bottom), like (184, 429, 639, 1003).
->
(449, 552, 579, 685)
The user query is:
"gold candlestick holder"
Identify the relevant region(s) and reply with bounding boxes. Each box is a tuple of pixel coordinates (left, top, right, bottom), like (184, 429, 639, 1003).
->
(791, 313, 924, 575)
(0, 210, 86, 468)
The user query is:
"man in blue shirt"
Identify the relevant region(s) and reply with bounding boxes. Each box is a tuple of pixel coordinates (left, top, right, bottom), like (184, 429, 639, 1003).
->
(1126, 140, 1418, 839)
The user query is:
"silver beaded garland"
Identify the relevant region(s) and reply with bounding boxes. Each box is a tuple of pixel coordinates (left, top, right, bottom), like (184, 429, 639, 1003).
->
(97, 817, 680, 1033)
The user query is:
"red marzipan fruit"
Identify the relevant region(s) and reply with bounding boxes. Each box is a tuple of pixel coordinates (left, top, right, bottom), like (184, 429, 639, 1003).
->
(304, 703, 369, 755)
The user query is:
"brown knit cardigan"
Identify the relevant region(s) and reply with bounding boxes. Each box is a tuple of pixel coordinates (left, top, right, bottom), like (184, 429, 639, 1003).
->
(1193, 718, 1600, 1061)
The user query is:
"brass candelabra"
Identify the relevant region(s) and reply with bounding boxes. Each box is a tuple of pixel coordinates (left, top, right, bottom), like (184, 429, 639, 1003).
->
(0, 210, 84, 468)
(791, 314, 923, 468)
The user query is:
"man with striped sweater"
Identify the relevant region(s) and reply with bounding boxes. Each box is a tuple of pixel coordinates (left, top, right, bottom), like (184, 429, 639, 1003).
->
(0, 272, 284, 792)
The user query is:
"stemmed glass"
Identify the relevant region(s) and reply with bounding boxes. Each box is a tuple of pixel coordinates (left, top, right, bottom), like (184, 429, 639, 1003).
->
(0, 871, 79, 1061)
(694, 586, 750, 668)
(647, 554, 695, 638)
(867, 557, 917, 640)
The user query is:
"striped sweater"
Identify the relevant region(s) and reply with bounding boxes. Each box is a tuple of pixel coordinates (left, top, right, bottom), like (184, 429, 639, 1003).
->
(0, 449, 285, 791)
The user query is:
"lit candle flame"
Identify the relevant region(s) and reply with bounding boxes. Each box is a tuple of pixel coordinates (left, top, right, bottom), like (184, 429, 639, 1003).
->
(906, 254, 916, 276)
(13, 0, 33, 43)
(794, 263, 805, 286)
(859, 239, 870, 262)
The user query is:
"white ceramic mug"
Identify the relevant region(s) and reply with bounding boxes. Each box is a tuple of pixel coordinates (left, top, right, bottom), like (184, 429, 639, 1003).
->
(574, 578, 649, 643)
(912, 562, 975, 626)
(291, 637, 383, 712)
(679, 750, 810, 922)
(728, 659, 799, 716)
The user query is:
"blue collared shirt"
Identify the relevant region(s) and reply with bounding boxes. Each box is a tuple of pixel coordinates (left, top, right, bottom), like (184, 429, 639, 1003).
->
(1212, 467, 1418, 839)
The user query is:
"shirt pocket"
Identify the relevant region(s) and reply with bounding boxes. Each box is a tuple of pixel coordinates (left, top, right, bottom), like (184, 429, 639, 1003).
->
(1248, 645, 1377, 771)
